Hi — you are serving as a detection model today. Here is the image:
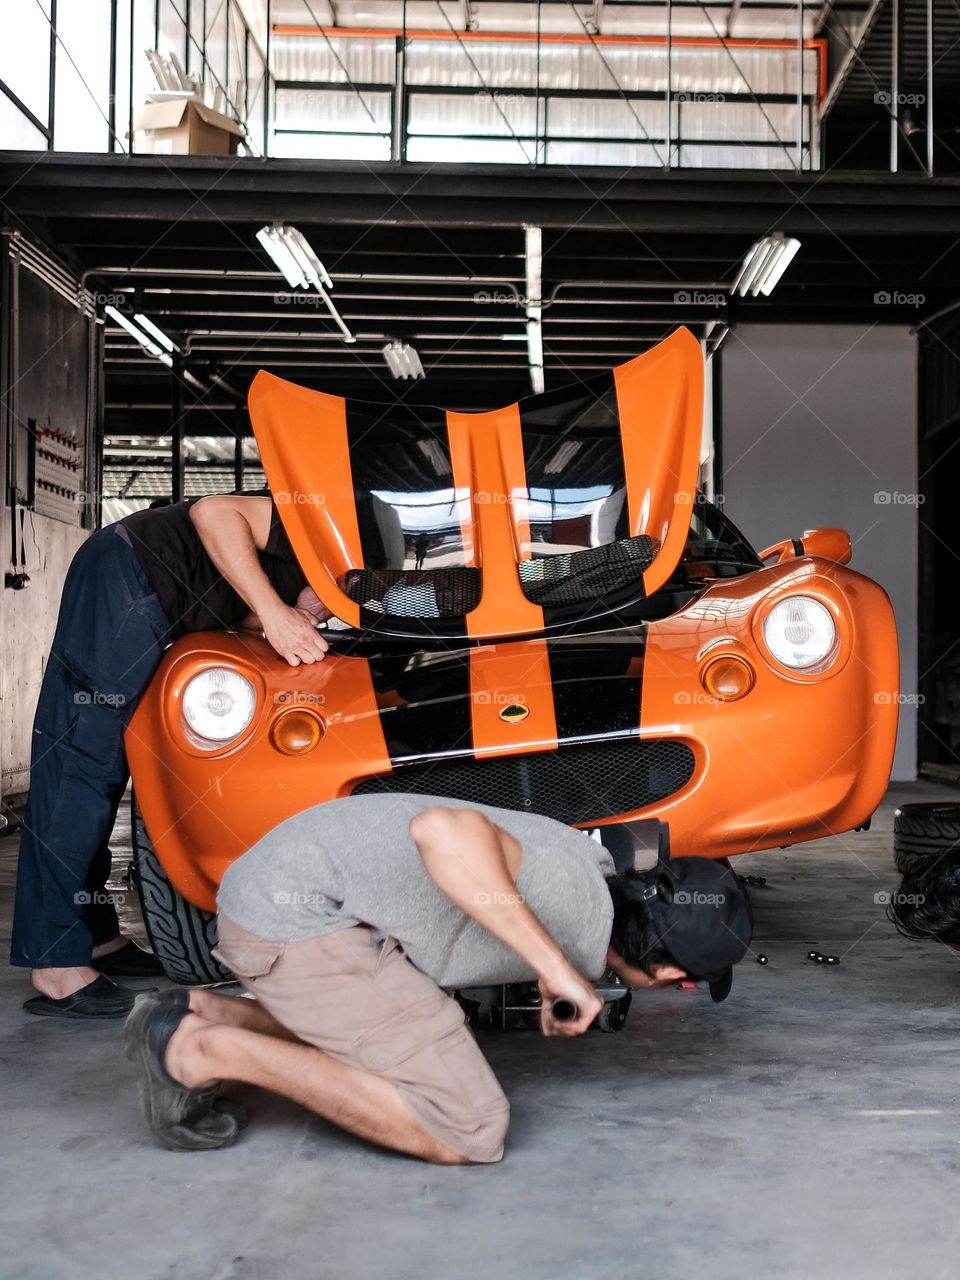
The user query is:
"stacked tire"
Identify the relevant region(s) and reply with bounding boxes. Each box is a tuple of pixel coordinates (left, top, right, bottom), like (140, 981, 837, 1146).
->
(893, 803, 960, 878)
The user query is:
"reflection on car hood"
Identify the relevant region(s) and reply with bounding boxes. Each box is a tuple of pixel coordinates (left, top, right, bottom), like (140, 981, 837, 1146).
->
(249, 326, 703, 641)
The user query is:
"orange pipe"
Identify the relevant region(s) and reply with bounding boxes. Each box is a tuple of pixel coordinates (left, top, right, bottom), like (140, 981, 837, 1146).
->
(275, 25, 827, 102)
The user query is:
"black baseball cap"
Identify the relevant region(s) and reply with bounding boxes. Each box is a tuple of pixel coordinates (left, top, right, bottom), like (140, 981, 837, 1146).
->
(645, 857, 754, 1002)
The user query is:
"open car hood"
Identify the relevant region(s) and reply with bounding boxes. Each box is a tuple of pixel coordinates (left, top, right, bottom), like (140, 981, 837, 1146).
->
(248, 326, 703, 641)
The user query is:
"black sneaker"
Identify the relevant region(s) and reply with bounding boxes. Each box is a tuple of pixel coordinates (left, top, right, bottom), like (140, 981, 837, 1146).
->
(123, 990, 240, 1152)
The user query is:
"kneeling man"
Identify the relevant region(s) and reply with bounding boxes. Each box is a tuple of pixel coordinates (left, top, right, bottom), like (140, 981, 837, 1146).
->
(125, 795, 753, 1163)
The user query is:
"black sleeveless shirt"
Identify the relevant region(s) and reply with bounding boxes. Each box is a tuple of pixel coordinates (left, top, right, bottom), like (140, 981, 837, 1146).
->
(119, 491, 307, 639)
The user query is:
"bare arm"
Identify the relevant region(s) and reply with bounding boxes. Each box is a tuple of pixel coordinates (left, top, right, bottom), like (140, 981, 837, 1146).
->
(190, 495, 328, 666)
(409, 807, 603, 1036)
(606, 945, 686, 991)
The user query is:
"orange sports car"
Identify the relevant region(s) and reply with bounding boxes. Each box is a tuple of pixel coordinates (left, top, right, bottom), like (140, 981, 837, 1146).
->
(126, 327, 899, 983)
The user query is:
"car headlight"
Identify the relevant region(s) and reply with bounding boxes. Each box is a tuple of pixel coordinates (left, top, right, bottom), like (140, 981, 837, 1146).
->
(182, 668, 257, 743)
(762, 596, 837, 670)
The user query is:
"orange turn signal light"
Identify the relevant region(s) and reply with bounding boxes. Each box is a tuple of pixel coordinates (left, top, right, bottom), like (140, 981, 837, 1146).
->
(701, 655, 755, 702)
(270, 708, 324, 755)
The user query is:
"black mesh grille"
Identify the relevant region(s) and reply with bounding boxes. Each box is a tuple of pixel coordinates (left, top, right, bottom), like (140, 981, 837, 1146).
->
(351, 738, 695, 825)
(518, 535, 659, 608)
(342, 567, 481, 618)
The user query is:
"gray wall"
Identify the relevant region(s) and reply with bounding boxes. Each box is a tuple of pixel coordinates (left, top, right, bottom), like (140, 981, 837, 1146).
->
(1, 516, 88, 798)
(721, 323, 918, 780)
(1, 243, 96, 801)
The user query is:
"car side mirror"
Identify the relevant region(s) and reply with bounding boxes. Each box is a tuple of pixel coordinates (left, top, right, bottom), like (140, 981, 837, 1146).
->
(759, 528, 852, 566)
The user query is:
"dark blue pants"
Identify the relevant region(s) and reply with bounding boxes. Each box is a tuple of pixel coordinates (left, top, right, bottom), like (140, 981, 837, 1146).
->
(10, 525, 170, 968)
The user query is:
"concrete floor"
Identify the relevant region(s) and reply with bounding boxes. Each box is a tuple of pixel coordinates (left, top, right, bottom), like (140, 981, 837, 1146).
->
(2, 781, 959, 1280)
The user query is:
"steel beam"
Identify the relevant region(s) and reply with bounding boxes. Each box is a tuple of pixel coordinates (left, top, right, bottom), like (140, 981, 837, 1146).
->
(2, 155, 959, 237)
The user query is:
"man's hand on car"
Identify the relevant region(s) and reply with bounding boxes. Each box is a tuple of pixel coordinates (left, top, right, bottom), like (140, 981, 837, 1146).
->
(537, 963, 603, 1037)
(262, 601, 330, 666)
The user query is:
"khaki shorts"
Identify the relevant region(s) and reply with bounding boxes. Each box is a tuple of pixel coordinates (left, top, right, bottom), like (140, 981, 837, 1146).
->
(213, 916, 510, 1163)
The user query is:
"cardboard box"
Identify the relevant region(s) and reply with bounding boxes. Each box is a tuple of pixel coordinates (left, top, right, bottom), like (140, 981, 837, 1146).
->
(132, 99, 243, 156)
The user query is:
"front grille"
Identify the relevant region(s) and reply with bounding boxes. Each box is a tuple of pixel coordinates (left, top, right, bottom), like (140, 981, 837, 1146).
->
(342, 567, 481, 618)
(351, 738, 695, 825)
(518, 535, 659, 608)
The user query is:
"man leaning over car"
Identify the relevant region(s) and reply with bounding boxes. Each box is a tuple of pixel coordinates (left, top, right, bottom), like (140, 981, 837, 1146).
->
(11, 491, 329, 1020)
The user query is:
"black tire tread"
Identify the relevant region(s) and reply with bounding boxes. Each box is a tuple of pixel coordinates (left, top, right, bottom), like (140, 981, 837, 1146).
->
(131, 795, 232, 985)
(894, 803, 960, 877)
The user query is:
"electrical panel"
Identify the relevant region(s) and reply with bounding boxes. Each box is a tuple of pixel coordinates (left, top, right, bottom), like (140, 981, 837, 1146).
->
(32, 424, 86, 525)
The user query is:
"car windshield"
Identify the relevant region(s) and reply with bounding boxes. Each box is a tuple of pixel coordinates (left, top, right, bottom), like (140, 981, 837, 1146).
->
(672, 494, 762, 585)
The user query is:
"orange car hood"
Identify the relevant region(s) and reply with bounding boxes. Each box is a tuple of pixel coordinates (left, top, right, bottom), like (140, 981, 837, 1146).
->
(248, 325, 703, 641)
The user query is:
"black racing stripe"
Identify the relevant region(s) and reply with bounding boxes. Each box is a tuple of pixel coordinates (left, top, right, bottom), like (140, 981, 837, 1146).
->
(344, 402, 392, 570)
(546, 636, 646, 744)
(343, 397, 454, 571)
(517, 369, 629, 540)
(516, 372, 645, 630)
(363, 647, 474, 764)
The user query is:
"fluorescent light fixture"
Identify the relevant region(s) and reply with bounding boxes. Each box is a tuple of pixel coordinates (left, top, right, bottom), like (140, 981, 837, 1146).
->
(256, 225, 303, 288)
(104, 305, 173, 368)
(256, 223, 333, 293)
(733, 233, 801, 298)
(382, 340, 425, 380)
(256, 222, 355, 343)
(525, 225, 545, 395)
(287, 235, 333, 293)
(133, 312, 178, 354)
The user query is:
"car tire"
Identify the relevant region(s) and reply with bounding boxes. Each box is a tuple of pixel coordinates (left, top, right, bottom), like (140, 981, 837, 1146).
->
(131, 794, 233, 985)
(893, 803, 960, 878)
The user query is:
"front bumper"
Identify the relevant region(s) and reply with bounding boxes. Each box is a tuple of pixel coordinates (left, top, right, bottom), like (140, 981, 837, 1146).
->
(126, 557, 898, 912)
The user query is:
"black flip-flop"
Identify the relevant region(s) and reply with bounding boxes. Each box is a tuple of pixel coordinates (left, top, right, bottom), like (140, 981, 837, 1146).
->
(24, 974, 139, 1019)
(94, 939, 165, 978)
(123, 990, 239, 1151)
